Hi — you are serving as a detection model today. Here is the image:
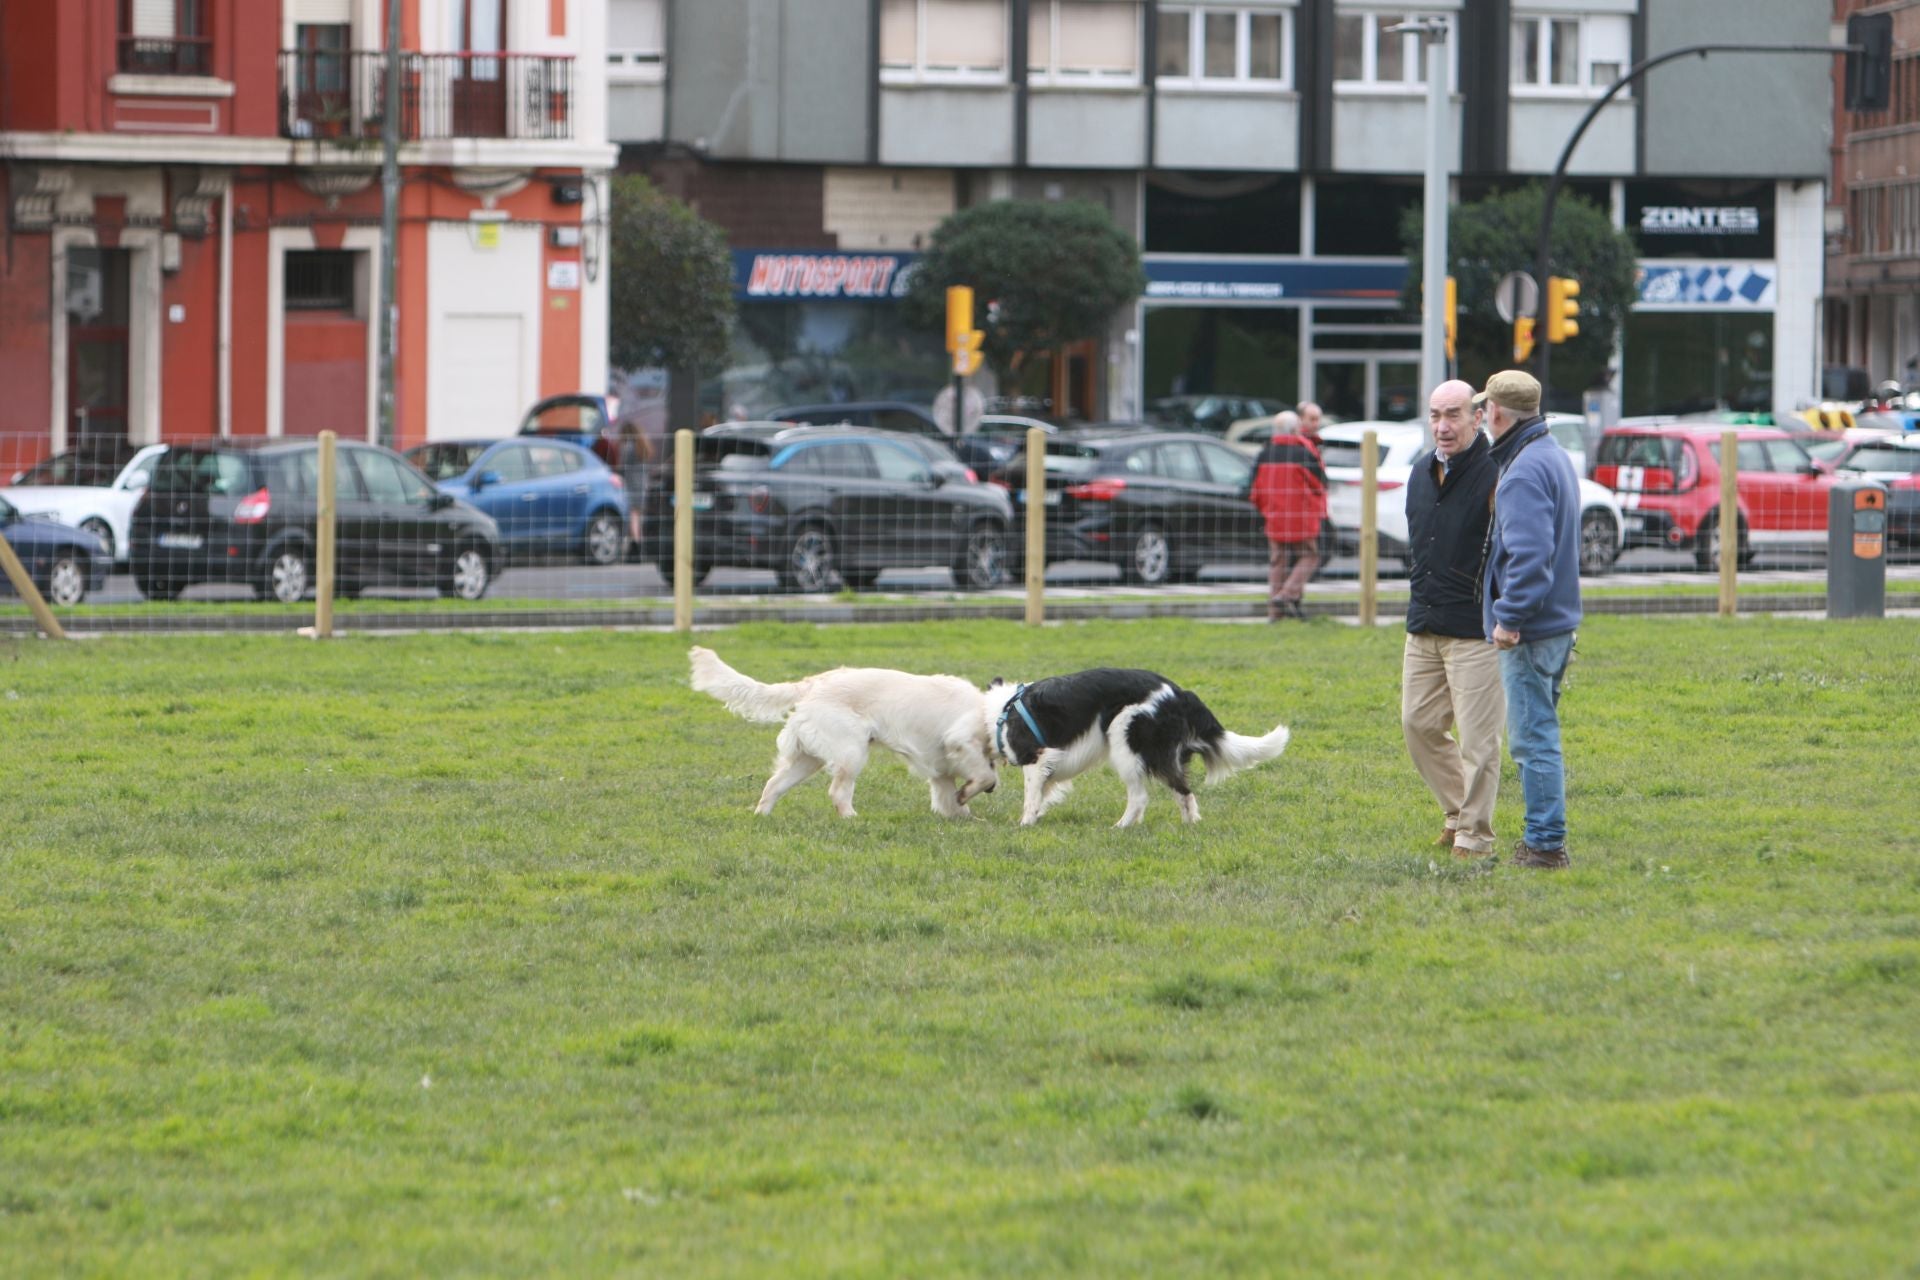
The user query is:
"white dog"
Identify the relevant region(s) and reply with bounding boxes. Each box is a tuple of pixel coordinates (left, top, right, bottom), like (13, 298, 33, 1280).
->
(688, 647, 999, 819)
(985, 667, 1291, 827)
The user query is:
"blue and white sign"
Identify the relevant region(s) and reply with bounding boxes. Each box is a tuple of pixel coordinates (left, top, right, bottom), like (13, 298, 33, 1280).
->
(1142, 256, 1408, 305)
(1635, 262, 1777, 310)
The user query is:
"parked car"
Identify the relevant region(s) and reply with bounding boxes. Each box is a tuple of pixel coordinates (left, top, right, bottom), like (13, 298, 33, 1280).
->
(1593, 424, 1840, 569)
(771, 401, 947, 437)
(0, 496, 110, 604)
(0, 442, 166, 562)
(1223, 415, 1281, 457)
(1144, 395, 1285, 436)
(1545, 414, 1591, 476)
(405, 438, 628, 566)
(1321, 422, 1627, 575)
(130, 440, 500, 603)
(639, 424, 1015, 592)
(994, 428, 1268, 585)
(951, 414, 1062, 480)
(1808, 426, 1900, 469)
(517, 392, 619, 465)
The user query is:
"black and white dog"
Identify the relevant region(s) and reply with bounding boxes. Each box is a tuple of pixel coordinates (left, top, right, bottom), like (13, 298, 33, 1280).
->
(985, 669, 1291, 827)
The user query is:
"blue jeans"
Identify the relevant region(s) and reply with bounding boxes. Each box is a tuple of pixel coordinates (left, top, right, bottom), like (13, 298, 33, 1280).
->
(1499, 631, 1575, 851)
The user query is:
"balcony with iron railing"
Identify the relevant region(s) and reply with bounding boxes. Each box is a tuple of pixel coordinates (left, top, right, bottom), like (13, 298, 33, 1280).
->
(119, 34, 214, 76)
(278, 51, 575, 143)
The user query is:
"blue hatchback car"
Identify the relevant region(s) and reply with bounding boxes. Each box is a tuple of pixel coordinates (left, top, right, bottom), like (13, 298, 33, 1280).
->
(0, 494, 111, 604)
(405, 438, 629, 566)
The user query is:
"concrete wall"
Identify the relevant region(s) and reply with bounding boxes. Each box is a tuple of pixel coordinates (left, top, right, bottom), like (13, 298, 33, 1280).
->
(609, 83, 666, 142)
(1641, 0, 1828, 179)
(1331, 96, 1462, 173)
(1027, 91, 1148, 170)
(668, 0, 870, 163)
(1154, 93, 1299, 171)
(1509, 99, 1635, 174)
(879, 88, 1017, 167)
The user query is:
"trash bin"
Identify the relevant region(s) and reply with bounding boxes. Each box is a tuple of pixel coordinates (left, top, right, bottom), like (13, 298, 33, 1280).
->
(1827, 481, 1887, 620)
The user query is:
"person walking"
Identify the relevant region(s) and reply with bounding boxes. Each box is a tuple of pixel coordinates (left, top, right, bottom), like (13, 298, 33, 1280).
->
(1478, 370, 1583, 870)
(1250, 408, 1327, 620)
(617, 417, 655, 555)
(1402, 380, 1504, 859)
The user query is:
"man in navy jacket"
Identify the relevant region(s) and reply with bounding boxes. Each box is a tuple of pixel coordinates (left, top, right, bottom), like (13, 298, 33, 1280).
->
(1478, 369, 1583, 869)
(1402, 380, 1503, 859)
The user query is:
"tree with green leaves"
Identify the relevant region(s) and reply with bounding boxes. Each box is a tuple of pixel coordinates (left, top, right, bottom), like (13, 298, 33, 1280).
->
(1401, 186, 1639, 393)
(904, 199, 1146, 379)
(607, 174, 736, 375)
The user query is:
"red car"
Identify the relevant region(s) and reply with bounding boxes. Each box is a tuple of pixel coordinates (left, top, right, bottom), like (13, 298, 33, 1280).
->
(1593, 425, 1840, 569)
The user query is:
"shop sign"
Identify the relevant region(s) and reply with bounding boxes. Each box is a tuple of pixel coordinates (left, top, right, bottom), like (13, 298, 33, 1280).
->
(1639, 206, 1762, 235)
(734, 250, 919, 301)
(1141, 257, 1407, 304)
(1635, 261, 1776, 309)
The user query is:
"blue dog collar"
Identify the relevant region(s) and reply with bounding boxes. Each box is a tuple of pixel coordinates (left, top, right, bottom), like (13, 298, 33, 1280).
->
(995, 683, 1046, 758)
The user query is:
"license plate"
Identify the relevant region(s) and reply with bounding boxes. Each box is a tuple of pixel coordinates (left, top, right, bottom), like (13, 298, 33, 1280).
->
(156, 533, 203, 549)
(672, 493, 715, 511)
(1623, 515, 1644, 532)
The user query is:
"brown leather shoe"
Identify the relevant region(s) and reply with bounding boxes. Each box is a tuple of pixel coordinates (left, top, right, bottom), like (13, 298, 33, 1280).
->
(1434, 827, 1458, 848)
(1453, 844, 1493, 860)
(1510, 840, 1570, 869)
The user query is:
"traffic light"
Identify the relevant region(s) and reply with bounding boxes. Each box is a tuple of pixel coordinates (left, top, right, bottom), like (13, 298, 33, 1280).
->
(945, 285, 974, 353)
(1444, 275, 1458, 362)
(1847, 12, 1893, 112)
(952, 328, 984, 377)
(1513, 316, 1535, 364)
(1545, 275, 1580, 344)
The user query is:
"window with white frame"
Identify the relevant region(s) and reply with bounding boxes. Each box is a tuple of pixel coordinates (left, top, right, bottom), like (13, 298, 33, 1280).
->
(1332, 10, 1455, 90)
(1154, 6, 1293, 89)
(607, 0, 665, 79)
(881, 0, 1010, 83)
(1029, 1, 1141, 85)
(1510, 12, 1630, 96)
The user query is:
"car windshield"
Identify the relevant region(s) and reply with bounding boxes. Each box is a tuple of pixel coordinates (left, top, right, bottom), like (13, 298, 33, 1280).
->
(1597, 435, 1683, 471)
(407, 443, 489, 480)
(1837, 445, 1920, 474)
(149, 449, 252, 495)
(11, 450, 127, 487)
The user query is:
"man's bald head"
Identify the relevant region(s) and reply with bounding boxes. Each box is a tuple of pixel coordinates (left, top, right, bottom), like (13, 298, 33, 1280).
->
(1427, 380, 1477, 458)
(1271, 409, 1301, 439)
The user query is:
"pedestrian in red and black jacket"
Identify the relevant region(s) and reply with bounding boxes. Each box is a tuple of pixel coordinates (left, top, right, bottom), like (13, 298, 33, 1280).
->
(1250, 405, 1328, 620)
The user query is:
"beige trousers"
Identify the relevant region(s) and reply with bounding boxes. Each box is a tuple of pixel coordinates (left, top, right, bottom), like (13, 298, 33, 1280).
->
(1401, 632, 1505, 854)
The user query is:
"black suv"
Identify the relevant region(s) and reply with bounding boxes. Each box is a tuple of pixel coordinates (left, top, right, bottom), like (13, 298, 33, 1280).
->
(130, 440, 501, 602)
(640, 424, 1015, 591)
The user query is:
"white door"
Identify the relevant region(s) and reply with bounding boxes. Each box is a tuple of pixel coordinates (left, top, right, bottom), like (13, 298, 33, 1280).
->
(432, 314, 523, 441)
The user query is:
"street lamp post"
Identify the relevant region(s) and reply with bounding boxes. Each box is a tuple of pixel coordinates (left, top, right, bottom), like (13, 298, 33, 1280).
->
(1392, 17, 1453, 420)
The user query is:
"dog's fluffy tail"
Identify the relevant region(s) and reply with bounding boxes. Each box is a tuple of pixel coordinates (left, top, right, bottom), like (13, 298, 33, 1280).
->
(1200, 723, 1291, 786)
(688, 646, 807, 724)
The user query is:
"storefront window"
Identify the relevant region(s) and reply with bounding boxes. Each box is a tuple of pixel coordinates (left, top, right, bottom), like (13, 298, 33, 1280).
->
(1146, 172, 1300, 254)
(704, 301, 952, 422)
(1623, 311, 1773, 417)
(1313, 176, 1420, 256)
(1142, 307, 1300, 421)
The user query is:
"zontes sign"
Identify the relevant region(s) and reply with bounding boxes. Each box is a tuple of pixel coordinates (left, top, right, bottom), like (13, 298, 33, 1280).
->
(1640, 206, 1763, 235)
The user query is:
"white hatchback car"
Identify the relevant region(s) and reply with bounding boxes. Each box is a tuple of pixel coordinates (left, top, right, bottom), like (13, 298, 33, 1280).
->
(0, 443, 167, 563)
(1318, 422, 1626, 576)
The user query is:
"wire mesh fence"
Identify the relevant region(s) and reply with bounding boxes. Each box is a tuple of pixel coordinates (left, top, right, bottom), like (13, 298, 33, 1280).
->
(1, 420, 1915, 637)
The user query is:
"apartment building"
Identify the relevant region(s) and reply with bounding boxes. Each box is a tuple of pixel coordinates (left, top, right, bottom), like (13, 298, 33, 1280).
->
(0, 0, 617, 473)
(609, 0, 1827, 425)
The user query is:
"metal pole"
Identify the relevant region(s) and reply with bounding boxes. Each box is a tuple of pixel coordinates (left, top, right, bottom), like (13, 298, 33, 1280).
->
(1718, 430, 1739, 616)
(315, 430, 337, 638)
(1420, 26, 1450, 409)
(1024, 426, 1045, 627)
(1359, 428, 1379, 627)
(376, 0, 402, 448)
(673, 429, 695, 633)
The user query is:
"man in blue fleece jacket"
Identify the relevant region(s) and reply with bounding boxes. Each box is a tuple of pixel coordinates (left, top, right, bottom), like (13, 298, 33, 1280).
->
(1476, 369, 1582, 869)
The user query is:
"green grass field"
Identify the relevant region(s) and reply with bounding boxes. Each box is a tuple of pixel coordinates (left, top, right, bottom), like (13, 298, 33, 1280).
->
(4, 617, 1918, 1277)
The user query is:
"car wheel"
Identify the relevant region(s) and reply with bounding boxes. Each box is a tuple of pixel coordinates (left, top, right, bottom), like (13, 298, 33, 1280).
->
(135, 572, 181, 601)
(1578, 508, 1620, 576)
(1693, 513, 1748, 573)
(261, 546, 311, 604)
(583, 509, 624, 566)
(444, 545, 492, 601)
(1120, 523, 1173, 586)
(780, 525, 837, 593)
(44, 555, 88, 606)
(79, 518, 114, 560)
(952, 521, 1010, 590)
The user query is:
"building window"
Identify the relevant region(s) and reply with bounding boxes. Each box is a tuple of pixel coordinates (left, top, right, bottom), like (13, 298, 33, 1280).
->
(1155, 6, 1293, 89)
(881, 0, 1010, 83)
(1029, 1, 1141, 86)
(118, 0, 211, 75)
(286, 251, 358, 313)
(1332, 9, 1454, 91)
(1510, 12, 1631, 97)
(608, 0, 665, 80)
